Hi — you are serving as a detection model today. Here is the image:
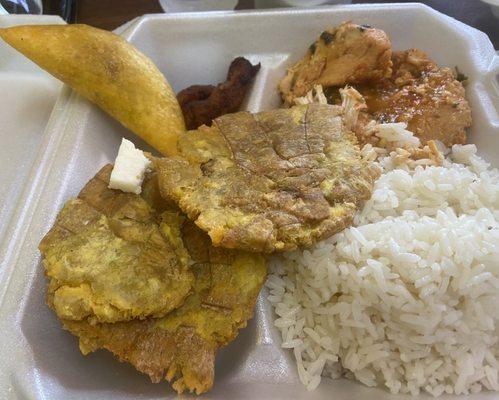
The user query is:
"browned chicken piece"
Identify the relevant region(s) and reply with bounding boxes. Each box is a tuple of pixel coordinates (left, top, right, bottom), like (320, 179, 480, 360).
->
(156, 102, 379, 253)
(177, 57, 260, 130)
(279, 22, 392, 106)
(358, 49, 472, 146)
(44, 165, 267, 395)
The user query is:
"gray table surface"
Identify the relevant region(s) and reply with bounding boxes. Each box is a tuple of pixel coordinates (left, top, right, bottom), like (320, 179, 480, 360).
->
(236, 0, 499, 49)
(353, 0, 498, 49)
(39, 0, 499, 49)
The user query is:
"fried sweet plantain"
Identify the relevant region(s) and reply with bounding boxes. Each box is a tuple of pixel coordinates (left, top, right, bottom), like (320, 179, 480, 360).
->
(156, 102, 379, 253)
(177, 57, 260, 130)
(52, 167, 266, 395)
(39, 166, 194, 324)
(0, 24, 185, 155)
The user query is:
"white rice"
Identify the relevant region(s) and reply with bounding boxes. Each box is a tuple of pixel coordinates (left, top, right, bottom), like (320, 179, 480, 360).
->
(267, 143, 499, 396)
(373, 122, 421, 148)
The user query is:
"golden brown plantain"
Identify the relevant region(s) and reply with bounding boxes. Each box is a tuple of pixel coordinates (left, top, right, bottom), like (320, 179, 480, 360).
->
(39, 165, 194, 324)
(0, 24, 185, 155)
(156, 102, 379, 253)
(44, 165, 267, 394)
(63, 242, 266, 395)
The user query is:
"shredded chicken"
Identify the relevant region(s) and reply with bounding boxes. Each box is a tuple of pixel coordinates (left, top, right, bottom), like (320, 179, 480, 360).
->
(297, 84, 445, 169)
(294, 84, 328, 105)
(340, 86, 368, 131)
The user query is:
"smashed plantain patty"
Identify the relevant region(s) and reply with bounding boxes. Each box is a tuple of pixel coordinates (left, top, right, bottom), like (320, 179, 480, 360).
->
(53, 166, 266, 395)
(156, 103, 379, 253)
(63, 228, 266, 395)
(39, 165, 194, 324)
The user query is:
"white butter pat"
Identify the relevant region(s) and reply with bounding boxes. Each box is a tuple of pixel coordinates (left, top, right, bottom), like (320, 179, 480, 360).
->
(108, 138, 151, 194)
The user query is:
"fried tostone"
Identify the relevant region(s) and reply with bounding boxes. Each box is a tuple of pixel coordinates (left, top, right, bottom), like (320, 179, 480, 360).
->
(55, 168, 266, 395)
(63, 240, 266, 394)
(39, 165, 194, 324)
(156, 103, 379, 253)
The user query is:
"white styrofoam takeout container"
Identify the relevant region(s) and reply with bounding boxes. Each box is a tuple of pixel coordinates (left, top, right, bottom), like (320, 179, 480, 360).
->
(0, 4, 498, 399)
(0, 15, 62, 261)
